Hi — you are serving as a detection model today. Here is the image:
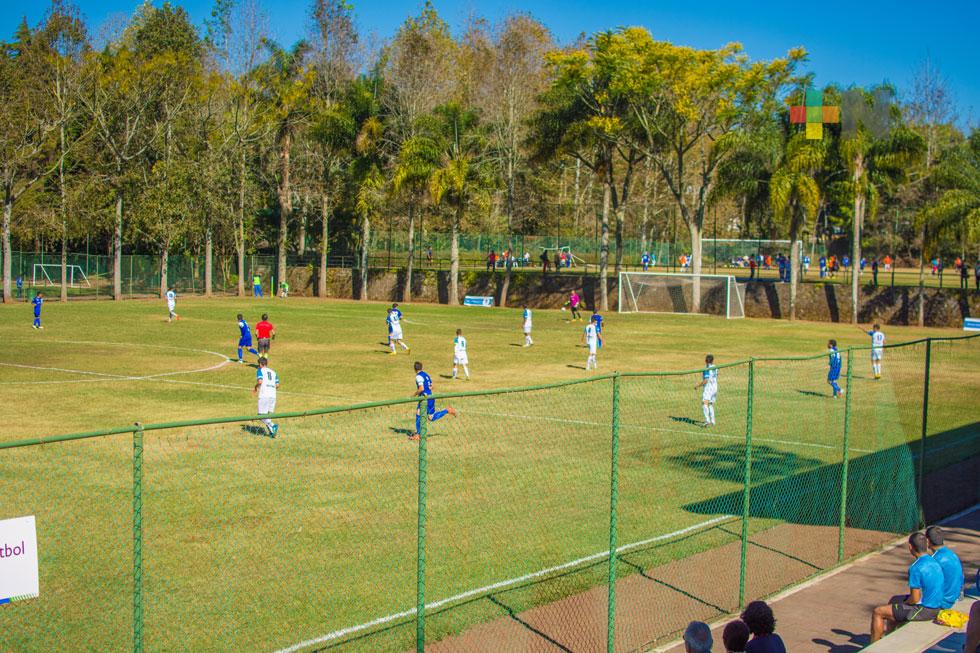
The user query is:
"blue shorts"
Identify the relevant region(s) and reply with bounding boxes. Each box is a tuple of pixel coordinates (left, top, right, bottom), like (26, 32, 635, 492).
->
(417, 398, 436, 415)
(828, 373, 840, 382)
(239, 336, 253, 348)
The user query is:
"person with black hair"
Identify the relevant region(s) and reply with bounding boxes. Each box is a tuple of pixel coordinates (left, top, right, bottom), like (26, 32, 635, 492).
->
(925, 525, 964, 609)
(869, 531, 945, 642)
(740, 601, 785, 653)
(722, 619, 750, 653)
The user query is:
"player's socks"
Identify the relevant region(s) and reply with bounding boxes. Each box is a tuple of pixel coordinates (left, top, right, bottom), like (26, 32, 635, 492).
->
(401, 342, 410, 351)
(702, 404, 711, 424)
(452, 367, 457, 379)
(390, 344, 397, 354)
(708, 405, 715, 425)
(431, 409, 448, 422)
(463, 366, 469, 379)
(415, 413, 422, 434)
(248, 348, 258, 356)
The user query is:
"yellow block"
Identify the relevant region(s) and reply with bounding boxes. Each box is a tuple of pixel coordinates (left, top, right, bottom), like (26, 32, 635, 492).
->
(806, 122, 823, 140)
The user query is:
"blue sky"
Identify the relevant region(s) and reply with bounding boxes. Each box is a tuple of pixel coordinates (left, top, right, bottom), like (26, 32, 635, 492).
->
(3, 0, 977, 126)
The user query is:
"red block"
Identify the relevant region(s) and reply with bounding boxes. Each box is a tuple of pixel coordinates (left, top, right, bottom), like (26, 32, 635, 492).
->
(790, 106, 807, 124)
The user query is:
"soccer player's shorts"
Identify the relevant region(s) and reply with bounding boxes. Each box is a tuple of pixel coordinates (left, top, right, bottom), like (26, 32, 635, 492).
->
(871, 348, 883, 361)
(390, 325, 404, 341)
(891, 602, 939, 622)
(167, 303, 176, 312)
(828, 373, 840, 382)
(453, 354, 468, 366)
(258, 396, 277, 415)
(523, 322, 532, 333)
(258, 338, 271, 352)
(588, 343, 597, 355)
(239, 336, 253, 348)
(418, 398, 436, 415)
(702, 387, 717, 403)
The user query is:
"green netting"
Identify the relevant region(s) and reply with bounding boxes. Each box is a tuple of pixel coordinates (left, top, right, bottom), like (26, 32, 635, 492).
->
(1, 335, 978, 652)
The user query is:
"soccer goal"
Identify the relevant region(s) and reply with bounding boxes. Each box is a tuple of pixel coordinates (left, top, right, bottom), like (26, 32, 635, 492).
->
(32, 263, 91, 288)
(618, 272, 746, 319)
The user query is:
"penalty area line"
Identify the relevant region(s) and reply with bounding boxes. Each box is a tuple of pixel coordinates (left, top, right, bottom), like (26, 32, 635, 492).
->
(273, 515, 732, 653)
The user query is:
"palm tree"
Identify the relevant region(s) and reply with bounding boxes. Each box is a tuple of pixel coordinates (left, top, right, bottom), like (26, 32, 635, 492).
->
(771, 133, 826, 320)
(428, 104, 491, 305)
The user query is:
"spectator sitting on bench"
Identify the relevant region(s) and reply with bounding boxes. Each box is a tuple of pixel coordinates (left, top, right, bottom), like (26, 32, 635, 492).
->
(870, 531, 945, 642)
(722, 619, 750, 653)
(925, 525, 964, 609)
(741, 601, 786, 653)
(683, 621, 712, 653)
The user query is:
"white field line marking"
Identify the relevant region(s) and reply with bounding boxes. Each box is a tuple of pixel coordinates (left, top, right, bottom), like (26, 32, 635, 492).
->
(466, 409, 872, 454)
(273, 515, 733, 653)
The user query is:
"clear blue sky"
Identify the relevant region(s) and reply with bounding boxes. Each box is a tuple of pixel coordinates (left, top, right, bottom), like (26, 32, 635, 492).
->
(3, 0, 977, 126)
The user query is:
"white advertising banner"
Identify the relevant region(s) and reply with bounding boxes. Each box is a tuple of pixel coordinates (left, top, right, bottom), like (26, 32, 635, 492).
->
(0, 516, 39, 604)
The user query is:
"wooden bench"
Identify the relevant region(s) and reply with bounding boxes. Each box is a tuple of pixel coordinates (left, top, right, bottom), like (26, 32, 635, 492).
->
(862, 597, 975, 651)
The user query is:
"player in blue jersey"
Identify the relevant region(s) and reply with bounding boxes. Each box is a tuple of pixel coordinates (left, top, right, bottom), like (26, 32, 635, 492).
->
(387, 307, 410, 354)
(591, 309, 604, 348)
(695, 354, 718, 426)
(412, 361, 456, 440)
(827, 339, 844, 398)
(522, 305, 533, 347)
(235, 313, 260, 363)
(31, 292, 44, 329)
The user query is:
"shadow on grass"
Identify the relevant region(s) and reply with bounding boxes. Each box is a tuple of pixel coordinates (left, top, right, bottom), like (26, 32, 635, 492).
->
(566, 364, 587, 370)
(669, 416, 702, 426)
(388, 426, 415, 437)
(240, 425, 270, 438)
(796, 389, 827, 398)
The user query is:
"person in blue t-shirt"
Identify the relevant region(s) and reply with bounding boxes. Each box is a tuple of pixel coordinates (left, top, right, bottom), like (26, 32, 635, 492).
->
(591, 309, 604, 348)
(827, 339, 843, 398)
(870, 532, 945, 642)
(741, 600, 786, 653)
(235, 313, 260, 363)
(15, 275, 23, 299)
(32, 292, 44, 329)
(411, 361, 456, 440)
(925, 526, 964, 609)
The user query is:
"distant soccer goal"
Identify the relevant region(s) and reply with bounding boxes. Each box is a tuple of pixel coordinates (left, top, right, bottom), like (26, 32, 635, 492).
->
(618, 272, 746, 319)
(32, 263, 91, 288)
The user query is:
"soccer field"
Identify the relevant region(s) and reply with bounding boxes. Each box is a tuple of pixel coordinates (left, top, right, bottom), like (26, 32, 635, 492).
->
(2, 298, 978, 652)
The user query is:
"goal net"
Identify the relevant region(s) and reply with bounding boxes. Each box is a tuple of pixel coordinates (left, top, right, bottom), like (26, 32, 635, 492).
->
(618, 272, 745, 319)
(32, 264, 91, 288)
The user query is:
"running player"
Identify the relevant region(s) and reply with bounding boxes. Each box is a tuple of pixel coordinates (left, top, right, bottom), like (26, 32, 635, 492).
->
(255, 313, 275, 358)
(253, 357, 279, 437)
(827, 339, 844, 398)
(387, 307, 410, 354)
(695, 354, 718, 427)
(31, 292, 43, 329)
(412, 361, 456, 440)
(388, 303, 403, 345)
(863, 323, 885, 380)
(166, 287, 178, 322)
(583, 315, 599, 370)
(592, 309, 604, 348)
(522, 305, 533, 347)
(236, 314, 259, 363)
(452, 329, 470, 380)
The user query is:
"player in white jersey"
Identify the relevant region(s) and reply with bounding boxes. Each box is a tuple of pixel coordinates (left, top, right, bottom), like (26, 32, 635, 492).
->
(861, 323, 886, 379)
(522, 305, 533, 347)
(582, 315, 599, 370)
(452, 329, 470, 380)
(253, 357, 280, 437)
(166, 288, 179, 322)
(695, 354, 718, 426)
(387, 308, 410, 354)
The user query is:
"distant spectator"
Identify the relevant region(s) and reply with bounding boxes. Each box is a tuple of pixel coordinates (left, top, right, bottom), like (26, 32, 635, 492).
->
(965, 600, 980, 653)
(871, 259, 879, 287)
(486, 250, 496, 272)
(961, 261, 969, 289)
(523, 251, 530, 265)
(819, 255, 827, 278)
(925, 526, 964, 609)
(882, 254, 892, 270)
(15, 275, 22, 299)
(553, 250, 561, 272)
(741, 601, 786, 653)
(748, 257, 756, 279)
(426, 246, 433, 264)
(641, 251, 650, 271)
(869, 531, 945, 643)
(975, 261, 980, 290)
(683, 620, 713, 653)
(802, 254, 811, 276)
(540, 250, 550, 273)
(723, 619, 750, 653)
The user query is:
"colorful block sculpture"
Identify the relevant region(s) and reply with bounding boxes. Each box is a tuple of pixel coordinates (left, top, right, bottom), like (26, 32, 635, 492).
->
(790, 88, 840, 139)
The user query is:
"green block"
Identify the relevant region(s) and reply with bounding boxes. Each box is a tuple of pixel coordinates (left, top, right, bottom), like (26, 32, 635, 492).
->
(807, 106, 823, 123)
(806, 88, 823, 106)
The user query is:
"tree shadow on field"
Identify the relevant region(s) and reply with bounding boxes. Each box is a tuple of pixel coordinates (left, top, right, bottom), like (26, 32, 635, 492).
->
(667, 443, 824, 485)
(796, 389, 827, 398)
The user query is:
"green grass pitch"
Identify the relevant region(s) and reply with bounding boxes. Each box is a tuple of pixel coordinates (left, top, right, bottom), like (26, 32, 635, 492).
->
(0, 297, 977, 651)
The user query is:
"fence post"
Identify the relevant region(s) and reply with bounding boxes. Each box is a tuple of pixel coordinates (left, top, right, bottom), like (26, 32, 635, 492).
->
(917, 338, 932, 527)
(838, 350, 854, 563)
(738, 359, 754, 610)
(416, 414, 428, 652)
(606, 373, 621, 653)
(132, 423, 144, 653)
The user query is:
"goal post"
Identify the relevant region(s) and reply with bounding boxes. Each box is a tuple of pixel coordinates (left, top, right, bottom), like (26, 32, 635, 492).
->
(618, 271, 746, 319)
(32, 264, 91, 288)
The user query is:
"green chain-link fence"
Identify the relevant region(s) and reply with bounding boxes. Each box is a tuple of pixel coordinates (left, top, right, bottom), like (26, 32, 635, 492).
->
(1, 335, 978, 652)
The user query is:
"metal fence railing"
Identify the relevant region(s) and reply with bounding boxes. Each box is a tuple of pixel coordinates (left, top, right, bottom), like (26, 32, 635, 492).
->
(1, 334, 978, 651)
